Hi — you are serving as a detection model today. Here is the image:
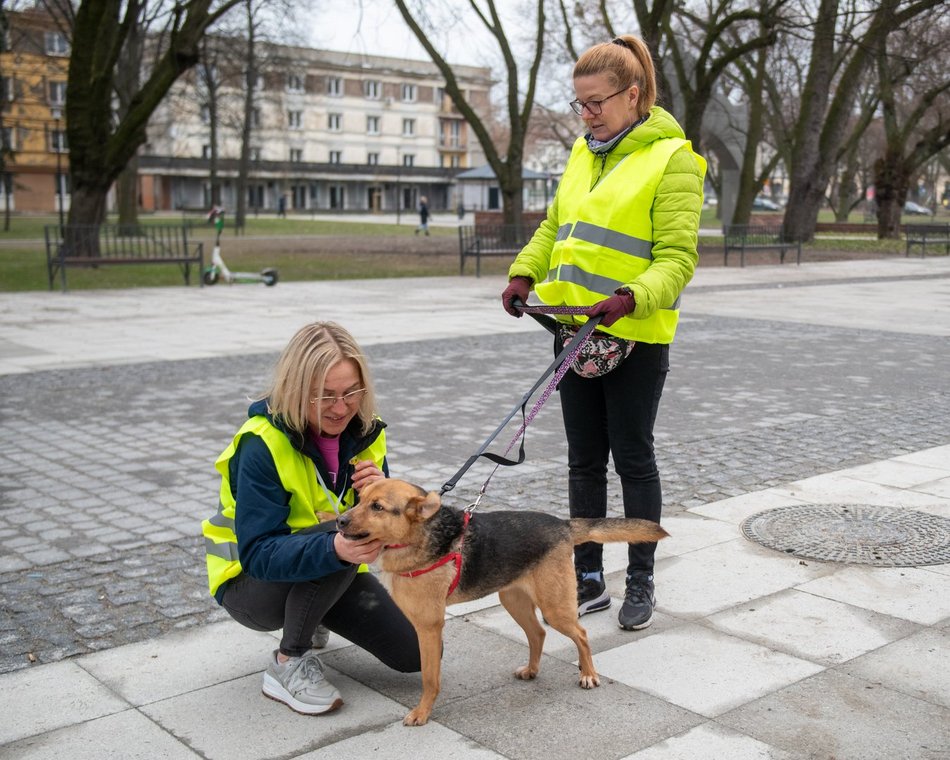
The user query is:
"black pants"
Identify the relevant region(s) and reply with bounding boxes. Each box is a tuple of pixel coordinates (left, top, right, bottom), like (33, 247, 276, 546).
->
(559, 340, 669, 577)
(220, 524, 420, 671)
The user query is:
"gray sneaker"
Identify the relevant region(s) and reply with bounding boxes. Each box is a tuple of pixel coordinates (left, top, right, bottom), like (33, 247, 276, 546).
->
(262, 650, 343, 715)
(312, 624, 330, 649)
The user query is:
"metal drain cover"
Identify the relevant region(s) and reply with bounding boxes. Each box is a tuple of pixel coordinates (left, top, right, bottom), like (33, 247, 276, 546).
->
(741, 504, 950, 567)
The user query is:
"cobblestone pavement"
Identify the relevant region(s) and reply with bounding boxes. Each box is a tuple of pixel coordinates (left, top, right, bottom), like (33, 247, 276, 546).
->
(2, 293, 949, 674)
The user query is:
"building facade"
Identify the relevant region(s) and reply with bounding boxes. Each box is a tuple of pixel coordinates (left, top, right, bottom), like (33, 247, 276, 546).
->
(142, 41, 492, 215)
(0, 7, 70, 216)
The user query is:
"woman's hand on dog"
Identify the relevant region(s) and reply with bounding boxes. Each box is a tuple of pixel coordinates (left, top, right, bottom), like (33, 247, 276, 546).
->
(351, 459, 384, 492)
(333, 530, 383, 565)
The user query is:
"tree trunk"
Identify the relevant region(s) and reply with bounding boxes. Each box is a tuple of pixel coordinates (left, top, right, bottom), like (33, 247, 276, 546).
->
(64, 181, 109, 256)
(873, 150, 908, 239)
(116, 156, 140, 233)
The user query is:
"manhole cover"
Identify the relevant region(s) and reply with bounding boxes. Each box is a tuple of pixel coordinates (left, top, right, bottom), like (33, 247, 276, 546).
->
(741, 504, 950, 566)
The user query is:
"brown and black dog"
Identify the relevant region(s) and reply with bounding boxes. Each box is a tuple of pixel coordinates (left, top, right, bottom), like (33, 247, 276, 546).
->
(336, 478, 668, 726)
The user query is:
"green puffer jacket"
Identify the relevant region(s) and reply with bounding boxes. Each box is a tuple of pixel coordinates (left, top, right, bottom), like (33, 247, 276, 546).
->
(509, 106, 705, 322)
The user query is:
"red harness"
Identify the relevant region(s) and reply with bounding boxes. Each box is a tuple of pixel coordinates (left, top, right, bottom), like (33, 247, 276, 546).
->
(388, 512, 471, 597)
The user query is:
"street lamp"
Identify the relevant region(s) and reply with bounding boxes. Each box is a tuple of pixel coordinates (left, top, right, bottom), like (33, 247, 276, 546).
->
(51, 107, 65, 234)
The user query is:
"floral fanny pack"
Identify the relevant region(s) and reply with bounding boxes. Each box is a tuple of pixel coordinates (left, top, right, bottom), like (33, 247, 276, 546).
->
(558, 323, 634, 378)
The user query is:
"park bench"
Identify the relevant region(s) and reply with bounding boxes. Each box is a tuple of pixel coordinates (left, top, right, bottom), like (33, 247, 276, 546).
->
(458, 223, 534, 276)
(45, 224, 205, 292)
(723, 223, 802, 267)
(904, 223, 949, 257)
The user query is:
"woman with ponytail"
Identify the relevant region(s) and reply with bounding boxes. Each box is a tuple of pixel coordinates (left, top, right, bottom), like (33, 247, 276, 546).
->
(501, 35, 705, 631)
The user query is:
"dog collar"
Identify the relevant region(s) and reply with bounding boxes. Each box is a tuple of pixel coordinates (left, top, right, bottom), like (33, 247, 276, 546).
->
(395, 512, 471, 597)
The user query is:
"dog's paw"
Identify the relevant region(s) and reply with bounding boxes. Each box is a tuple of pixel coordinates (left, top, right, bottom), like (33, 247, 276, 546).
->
(403, 708, 430, 726)
(514, 665, 538, 681)
(578, 673, 600, 689)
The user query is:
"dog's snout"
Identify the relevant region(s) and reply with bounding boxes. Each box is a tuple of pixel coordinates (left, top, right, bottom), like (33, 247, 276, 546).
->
(337, 513, 350, 529)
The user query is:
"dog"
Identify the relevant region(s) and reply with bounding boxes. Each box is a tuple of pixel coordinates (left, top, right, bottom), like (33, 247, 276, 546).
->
(336, 478, 668, 726)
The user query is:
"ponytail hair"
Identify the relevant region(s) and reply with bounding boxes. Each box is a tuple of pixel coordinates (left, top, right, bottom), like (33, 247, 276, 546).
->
(573, 35, 656, 119)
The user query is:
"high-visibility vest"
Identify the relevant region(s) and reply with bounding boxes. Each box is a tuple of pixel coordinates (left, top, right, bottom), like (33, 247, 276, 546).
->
(202, 415, 386, 597)
(535, 135, 701, 344)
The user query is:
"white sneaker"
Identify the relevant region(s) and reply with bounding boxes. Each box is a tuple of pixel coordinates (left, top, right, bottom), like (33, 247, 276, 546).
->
(262, 650, 343, 715)
(312, 624, 330, 649)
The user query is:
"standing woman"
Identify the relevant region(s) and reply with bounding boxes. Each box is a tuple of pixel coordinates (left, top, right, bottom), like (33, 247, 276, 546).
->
(502, 36, 705, 630)
(202, 322, 419, 715)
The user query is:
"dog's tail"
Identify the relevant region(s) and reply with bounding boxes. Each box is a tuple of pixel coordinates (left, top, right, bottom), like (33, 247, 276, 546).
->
(569, 518, 668, 546)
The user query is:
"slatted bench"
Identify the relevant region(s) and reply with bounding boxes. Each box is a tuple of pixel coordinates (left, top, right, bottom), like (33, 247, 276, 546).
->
(905, 223, 950, 257)
(46, 224, 205, 292)
(458, 224, 534, 276)
(723, 224, 802, 267)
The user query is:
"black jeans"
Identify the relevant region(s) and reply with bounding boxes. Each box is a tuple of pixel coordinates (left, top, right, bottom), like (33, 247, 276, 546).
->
(220, 523, 420, 671)
(559, 340, 669, 577)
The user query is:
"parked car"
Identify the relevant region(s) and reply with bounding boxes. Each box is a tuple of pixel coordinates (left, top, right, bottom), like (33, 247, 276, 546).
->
(752, 196, 781, 211)
(903, 201, 933, 216)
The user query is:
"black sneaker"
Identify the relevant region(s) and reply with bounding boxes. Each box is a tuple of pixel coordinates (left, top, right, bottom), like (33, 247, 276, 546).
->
(576, 567, 611, 617)
(618, 572, 655, 630)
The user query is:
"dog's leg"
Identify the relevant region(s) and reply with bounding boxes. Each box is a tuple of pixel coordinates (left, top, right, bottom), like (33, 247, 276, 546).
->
(403, 622, 444, 726)
(534, 554, 600, 689)
(499, 586, 546, 681)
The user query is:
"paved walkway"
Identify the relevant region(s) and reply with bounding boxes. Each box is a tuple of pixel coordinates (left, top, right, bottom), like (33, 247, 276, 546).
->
(1, 256, 949, 759)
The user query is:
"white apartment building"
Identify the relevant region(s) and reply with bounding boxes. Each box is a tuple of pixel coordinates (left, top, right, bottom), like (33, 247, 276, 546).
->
(141, 42, 492, 215)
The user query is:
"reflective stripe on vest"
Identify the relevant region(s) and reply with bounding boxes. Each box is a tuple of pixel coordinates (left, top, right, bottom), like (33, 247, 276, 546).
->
(534, 134, 696, 343)
(201, 416, 386, 596)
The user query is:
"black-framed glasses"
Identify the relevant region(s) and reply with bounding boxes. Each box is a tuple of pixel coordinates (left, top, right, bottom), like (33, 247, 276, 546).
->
(311, 388, 367, 407)
(569, 87, 629, 116)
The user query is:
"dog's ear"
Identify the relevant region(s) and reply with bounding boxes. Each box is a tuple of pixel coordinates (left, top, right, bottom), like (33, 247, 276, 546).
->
(407, 491, 442, 521)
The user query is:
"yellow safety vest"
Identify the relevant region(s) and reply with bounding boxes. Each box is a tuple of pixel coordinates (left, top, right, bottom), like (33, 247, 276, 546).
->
(202, 415, 386, 596)
(535, 135, 699, 344)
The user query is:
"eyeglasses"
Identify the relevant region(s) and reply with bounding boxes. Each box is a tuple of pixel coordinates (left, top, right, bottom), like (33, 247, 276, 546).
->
(569, 87, 629, 116)
(311, 388, 367, 407)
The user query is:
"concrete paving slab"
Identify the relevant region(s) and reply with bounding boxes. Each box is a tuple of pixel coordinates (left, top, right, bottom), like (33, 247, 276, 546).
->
(622, 722, 800, 760)
(140, 670, 408, 760)
(706, 588, 920, 665)
(687, 490, 805, 525)
(718, 669, 950, 760)
(653, 514, 740, 558)
(297, 720, 508, 759)
(1, 709, 201, 759)
(593, 624, 824, 718)
(0, 660, 130, 744)
(840, 628, 950, 709)
(797, 565, 950, 624)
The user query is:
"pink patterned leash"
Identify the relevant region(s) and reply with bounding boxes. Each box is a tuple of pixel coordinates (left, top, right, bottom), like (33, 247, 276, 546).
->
(439, 303, 601, 509)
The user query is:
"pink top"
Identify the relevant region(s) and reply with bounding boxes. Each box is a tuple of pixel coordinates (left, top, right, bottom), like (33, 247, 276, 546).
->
(313, 433, 340, 486)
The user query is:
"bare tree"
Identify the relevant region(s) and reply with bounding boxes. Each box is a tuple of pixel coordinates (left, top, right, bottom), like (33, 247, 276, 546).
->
(871, 9, 950, 237)
(393, 0, 546, 227)
(47, 0, 243, 243)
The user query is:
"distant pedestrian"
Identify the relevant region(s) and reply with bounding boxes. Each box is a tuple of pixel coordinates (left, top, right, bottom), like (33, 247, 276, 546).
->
(415, 196, 430, 236)
(277, 195, 287, 218)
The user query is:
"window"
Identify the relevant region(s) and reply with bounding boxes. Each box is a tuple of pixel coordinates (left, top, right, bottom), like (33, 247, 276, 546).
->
(49, 130, 68, 153)
(287, 73, 304, 92)
(364, 80, 381, 99)
(49, 81, 67, 106)
(200, 104, 211, 125)
(402, 118, 415, 136)
(249, 146, 262, 161)
(401, 83, 416, 102)
(327, 77, 342, 96)
(290, 148, 303, 163)
(366, 115, 380, 135)
(288, 110, 303, 129)
(250, 108, 261, 128)
(329, 185, 345, 209)
(402, 153, 415, 168)
(55, 172, 70, 197)
(329, 150, 342, 164)
(201, 145, 212, 159)
(328, 113, 342, 131)
(367, 152, 379, 165)
(1, 77, 13, 102)
(45, 32, 69, 56)
(1, 126, 14, 151)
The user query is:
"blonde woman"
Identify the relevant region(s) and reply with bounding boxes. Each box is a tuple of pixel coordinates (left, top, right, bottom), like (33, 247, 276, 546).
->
(202, 322, 419, 715)
(502, 36, 705, 631)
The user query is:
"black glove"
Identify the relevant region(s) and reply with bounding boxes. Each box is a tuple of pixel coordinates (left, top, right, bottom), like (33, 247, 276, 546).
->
(501, 276, 533, 317)
(585, 289, 636, 327)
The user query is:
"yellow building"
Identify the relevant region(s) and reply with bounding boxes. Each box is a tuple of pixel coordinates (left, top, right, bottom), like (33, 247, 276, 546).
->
(0, 7, 69, 214)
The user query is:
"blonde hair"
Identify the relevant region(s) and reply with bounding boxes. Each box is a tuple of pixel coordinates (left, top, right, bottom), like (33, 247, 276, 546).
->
(263, 322, 377, 437)
(573, 35, 656, 119)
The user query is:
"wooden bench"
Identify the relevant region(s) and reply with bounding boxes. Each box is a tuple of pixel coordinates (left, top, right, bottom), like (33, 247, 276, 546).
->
(45, 224, 205, 292)
(723, 224, 802, 267)
(905, 223, 950, 257)
(458, 224, 534, 276)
